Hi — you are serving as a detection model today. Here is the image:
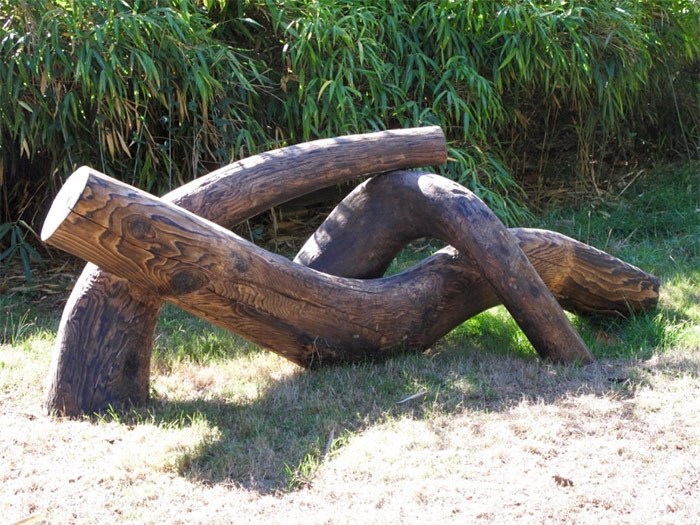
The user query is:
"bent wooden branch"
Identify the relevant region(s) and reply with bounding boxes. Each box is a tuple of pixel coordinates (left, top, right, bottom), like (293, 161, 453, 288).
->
(43, 168, 596, 378)
(296, 171, 660, 318)
(43, 127, 448, 416)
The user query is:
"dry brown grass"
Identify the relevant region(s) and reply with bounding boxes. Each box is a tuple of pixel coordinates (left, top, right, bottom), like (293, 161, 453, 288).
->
(2, 329, 699, 524)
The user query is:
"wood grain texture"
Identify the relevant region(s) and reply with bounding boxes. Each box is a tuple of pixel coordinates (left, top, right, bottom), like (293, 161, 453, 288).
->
(43, 127, 448, 416)
(44, 168, 596, 377)
(44, 269, 161, 416)
(316, 171, 597, 364)
(296, 174, 660, 319)
(44, 126, 659, 418)
(295, 174, 659, 355)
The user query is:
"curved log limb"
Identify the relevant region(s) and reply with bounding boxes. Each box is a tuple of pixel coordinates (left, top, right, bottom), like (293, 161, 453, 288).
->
(44, 168, 595, 382)
(301, 170, 599, 363)
(296, 172, 660, 318)
(44, 127, 448, 416)
(508, 229, 659, 317)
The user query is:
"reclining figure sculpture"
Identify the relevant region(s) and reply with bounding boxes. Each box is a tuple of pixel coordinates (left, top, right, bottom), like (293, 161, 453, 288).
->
(41, 127, 659, 417)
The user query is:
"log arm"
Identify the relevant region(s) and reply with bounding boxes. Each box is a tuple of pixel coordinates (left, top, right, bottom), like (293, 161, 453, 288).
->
(296, 172, 660, 318)
(45, 127, 447, 416)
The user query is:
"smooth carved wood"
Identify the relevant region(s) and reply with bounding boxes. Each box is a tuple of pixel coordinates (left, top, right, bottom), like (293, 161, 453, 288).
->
(44, 167, 597, 378)
(44, 127, 449, 416)
(296, 172, 660, 322)
(296, 173, 660, 316)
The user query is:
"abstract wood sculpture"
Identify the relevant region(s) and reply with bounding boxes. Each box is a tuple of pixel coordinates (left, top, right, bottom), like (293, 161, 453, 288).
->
(41, 127, 659, 417)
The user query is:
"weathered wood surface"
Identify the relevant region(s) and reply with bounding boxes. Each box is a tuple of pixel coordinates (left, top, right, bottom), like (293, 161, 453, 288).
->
(42, 126, 659, 418)
(296, 172, 660, 318)
(44, 127, 448, 416)
(43, 167, 596, 375)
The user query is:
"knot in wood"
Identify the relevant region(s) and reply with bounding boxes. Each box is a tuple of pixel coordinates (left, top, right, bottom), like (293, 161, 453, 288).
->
(234, 256, 248, 273)
(124, 215, 155, 241)
(168, 268, 206, 295)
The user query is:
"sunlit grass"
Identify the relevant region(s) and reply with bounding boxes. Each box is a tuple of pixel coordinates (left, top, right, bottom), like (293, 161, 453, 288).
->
(0, 331, 54, 408)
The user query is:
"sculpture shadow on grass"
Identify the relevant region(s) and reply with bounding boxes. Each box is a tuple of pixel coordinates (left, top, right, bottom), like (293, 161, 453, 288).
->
(139, 339, 652, 493)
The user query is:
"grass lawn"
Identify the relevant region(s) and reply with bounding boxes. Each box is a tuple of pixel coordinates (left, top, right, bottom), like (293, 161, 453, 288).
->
(1, 162, 699, 524)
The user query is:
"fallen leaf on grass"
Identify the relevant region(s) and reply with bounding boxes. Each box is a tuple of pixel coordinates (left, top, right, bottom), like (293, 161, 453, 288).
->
(553, 474, 574, 487)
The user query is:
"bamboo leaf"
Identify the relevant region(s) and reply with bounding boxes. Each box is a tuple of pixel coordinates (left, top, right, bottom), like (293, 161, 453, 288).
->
(0, 243, 17, 263)
(317, 79, 333, 101)
(19, 245, 33, 281)
(0, 222, 13, 240)
(105, 131, 116, 158)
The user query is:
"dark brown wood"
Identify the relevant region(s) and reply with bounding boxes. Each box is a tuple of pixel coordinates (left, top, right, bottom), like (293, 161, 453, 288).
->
(44, 127, 448, 416)
(43, 168, 596, 379)
(43, 127, 659, 418)
(296, 172, 660, 324)
(511, 229, 659, 316)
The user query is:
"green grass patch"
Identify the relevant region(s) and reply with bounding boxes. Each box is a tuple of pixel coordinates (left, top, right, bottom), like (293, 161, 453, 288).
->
(154, 304, 256, 367)
(536, 162, 699, 360)
(540, 163, 700, 269)
(0, 293, 60, 345)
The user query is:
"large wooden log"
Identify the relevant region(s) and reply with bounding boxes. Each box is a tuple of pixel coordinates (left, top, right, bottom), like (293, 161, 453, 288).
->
(43, 168, 596, 380)
(43, 126, 659, 418)
(44, 127, 448, 416)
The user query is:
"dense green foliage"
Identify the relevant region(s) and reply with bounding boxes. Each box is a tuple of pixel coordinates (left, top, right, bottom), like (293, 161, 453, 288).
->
(1, 0, 699, 253)
(0, 0, 269, 194)
(268, 0, 700, 219)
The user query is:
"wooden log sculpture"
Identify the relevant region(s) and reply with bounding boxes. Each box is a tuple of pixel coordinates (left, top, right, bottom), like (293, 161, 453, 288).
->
(41, 127, 660, 417)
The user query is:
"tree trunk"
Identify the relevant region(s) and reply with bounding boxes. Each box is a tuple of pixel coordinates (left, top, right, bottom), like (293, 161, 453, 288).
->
(43, 127, 448, 416)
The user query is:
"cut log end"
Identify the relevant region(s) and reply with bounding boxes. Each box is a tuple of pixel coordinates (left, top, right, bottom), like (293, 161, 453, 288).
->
(41, 166, 93, 242)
